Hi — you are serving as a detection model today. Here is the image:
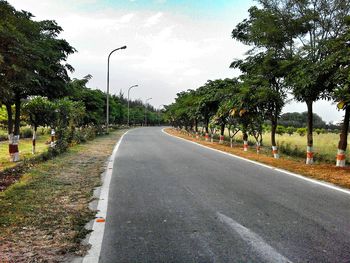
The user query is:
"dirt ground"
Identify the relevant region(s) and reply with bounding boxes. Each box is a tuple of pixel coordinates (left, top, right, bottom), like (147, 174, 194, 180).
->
(0, 130, 126, 263)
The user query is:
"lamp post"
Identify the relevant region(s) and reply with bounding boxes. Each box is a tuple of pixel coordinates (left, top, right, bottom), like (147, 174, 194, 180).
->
(106, 45, 127, 133)
(127, 85, 138, 126)
(144, 98, 152, 126)
(158, 104, 165, 126)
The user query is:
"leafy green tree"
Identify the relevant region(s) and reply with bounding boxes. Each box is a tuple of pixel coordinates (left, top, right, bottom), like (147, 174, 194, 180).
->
(273, 0, 350, 164)
(276, 125, 286, 136)
(296, 128, 307, 137)
(232, 5, 292, 158)
(325, 16, 350, 166)
(196, 80, 231, 134)
(0, 1, 75, 161)
(69, 76, 106, 127)
(286, 126, 296, 136)
(22, 96, 55, 153)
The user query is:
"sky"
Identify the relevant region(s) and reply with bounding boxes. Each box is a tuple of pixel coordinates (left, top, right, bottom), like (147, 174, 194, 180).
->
(9, 0, 344, 123)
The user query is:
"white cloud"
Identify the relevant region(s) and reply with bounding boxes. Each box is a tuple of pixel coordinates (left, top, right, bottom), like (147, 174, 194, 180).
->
(7, 0, 341, 121)
(144, 12, 163, 27)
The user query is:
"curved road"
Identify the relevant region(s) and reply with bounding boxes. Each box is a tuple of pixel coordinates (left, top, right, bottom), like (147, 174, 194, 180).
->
(99, 127, 350, 263)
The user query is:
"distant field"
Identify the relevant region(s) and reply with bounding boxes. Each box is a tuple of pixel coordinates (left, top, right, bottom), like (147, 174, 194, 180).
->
(193, 127, 343, 162)
(260, 132, 339, 153)
(0, 134, 50, 170)
(225, 130, 341, 162)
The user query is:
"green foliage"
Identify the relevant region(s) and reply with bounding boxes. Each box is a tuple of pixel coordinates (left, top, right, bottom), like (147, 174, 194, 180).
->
(296, 128, 307, 137)
(22, 96, 55, 130)
(276, 125, 286, 136)
(279, 112, 327, 129)
(286, 126, 296, 136)
(19, 127, 33, 138)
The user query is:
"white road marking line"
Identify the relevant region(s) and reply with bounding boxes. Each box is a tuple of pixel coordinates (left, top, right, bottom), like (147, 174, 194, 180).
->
(217, 212, 292, 263)
(184, 186, 195, 196)
(162, 129, 350, 196)
(82, 130, 129, 263)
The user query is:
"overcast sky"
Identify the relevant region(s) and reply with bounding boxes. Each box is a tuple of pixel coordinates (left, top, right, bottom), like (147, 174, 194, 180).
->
(10, 0, 343, 123)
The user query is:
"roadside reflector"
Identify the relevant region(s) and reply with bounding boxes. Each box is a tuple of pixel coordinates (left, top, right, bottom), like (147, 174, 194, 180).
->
(96, 218, 106, 223)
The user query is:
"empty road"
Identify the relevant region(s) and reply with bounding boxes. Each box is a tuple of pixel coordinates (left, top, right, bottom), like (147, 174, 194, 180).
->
(99, 127, 350, 263)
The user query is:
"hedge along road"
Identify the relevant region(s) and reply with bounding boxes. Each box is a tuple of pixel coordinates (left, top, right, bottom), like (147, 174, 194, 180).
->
(99, 127, 350, 263)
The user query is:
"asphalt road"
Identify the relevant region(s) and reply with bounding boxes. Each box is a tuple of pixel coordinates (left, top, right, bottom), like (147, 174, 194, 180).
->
(99, 127, 350, 263)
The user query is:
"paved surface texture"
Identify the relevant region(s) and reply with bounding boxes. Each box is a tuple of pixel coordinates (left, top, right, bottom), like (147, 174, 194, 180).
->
(100, 127, 350, 263)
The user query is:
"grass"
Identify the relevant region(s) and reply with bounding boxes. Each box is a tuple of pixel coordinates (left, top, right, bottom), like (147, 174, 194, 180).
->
(261, 132, 340, 159)
(0, 135, 50, 171)
(168, 128, 350, 190)
(0, 129, 127, 263)
(212, 129, 342, 163)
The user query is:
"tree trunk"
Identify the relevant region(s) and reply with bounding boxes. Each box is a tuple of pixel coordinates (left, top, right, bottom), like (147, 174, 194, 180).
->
(205, 118, 209, 134)
(5, 103, 13, 135)
(14, 96, 21, 136)
(271, 119, 279, 158)
(243, 130, 248, 152)
(336, 106, 350, 167)
(306, 100, 314, 164)
(51, 128, 56, 147)
(32, 126, 37, 154)
(204, 118, 209, 141)
(6, 103, 17, 162)
(195, 119, 198, 133)
(219, 123, 225, 144)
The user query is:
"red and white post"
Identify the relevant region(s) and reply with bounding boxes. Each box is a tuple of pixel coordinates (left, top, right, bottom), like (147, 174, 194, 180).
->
(205, 133, 209, 141)
(256, 142, 260, 153)
(32, 130, 36, 154)
(195, 132, 199, 139)
(272, 146, 279, 159)
(243, 141, 248, 152)
(336, 149, 346, 167)
(219, 135, 224, 144)
(306, 146, 313, 164)
(51, 129, 56, 147)
(9, 134, 19, 162)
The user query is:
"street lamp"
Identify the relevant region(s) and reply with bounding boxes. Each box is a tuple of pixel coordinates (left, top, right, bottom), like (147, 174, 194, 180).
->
(144, 97, 152, 126)
(127, 85, 138, 126)
(106, 45, 127, 133)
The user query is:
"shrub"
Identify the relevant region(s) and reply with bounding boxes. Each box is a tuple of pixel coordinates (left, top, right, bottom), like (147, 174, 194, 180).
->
(38, 127, 50, 135)
(286, 126, 296, 136)
(296, 127, 307, 136)
(278, 141, 305, 158)
(20, 127, 33, 138)
(276, 125, 286, 135)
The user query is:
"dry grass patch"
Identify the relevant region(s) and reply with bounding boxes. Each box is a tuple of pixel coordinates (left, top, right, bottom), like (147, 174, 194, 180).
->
(0, 130, 127, 263)
(165, 128, 350, 189)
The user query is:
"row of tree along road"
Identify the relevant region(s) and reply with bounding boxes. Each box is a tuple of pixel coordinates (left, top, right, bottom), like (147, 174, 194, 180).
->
(164, 0, 350, 167)
(0, 1, 162, 162)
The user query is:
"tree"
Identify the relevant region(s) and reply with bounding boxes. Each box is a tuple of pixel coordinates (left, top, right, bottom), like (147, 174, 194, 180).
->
(296, 128, 307, 137)
(232, 5, 292, 158)
(274, 0, 350, 164)
(286, 126, 296, 136)
(276, 125, 286, 136)
(279, 112, 326, 128)
(22, 96, 55, 153)
(0, 1, 75, 161)
(326, 16, 350, 166)
(196, 80, 230, 136)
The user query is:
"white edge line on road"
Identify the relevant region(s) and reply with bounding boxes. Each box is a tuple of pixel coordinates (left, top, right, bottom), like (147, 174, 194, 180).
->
(82, 130, 129, 263)
(217, 212, 292, 263)
(162, 128, 350, 196)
